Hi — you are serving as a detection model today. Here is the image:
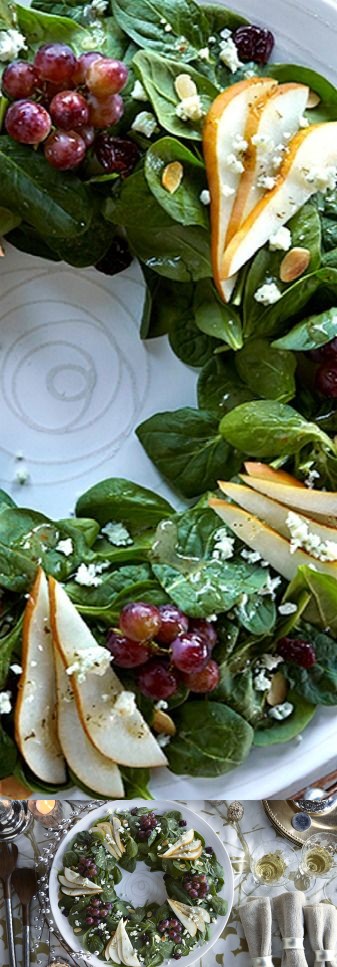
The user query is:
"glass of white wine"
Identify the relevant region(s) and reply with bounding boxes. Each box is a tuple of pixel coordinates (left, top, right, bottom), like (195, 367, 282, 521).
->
(249, 838, 297, 891)
(300, 832, 337, 889)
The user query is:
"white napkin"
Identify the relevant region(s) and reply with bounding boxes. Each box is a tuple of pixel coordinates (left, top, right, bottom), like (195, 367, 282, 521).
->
(273, 892, 308, 967)
(239, 897, 274, 967)
(304, 903, 337, 967)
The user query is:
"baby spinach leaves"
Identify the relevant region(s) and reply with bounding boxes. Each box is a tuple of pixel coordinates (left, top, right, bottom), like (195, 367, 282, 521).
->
(273, 307, 337, 352)
(194, 278, 243, 350)
(167, 701, 254, 776)
(133, 50, 218, 139)
(268, 63, 337, 124)
(286, 622, 337, 706)
(197, 355, 254, 418)
(144, 137, 208, 228)
(235, 338, 297, 402)
(15, 2, 92, 53)
(112, 0, 209, 60)
(254, 690, 316, 746)
(76, 477, 173, 529)
(219, 400, 335, 459)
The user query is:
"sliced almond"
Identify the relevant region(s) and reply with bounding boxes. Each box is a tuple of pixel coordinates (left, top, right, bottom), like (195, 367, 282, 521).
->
(266, 671, 288, 707)
(307, 89, 321, 109)
(279, 246, 310, 283)
(161, 161, 183, 194)
(174, 73, 197, 100)
(152, 708, 176, 735)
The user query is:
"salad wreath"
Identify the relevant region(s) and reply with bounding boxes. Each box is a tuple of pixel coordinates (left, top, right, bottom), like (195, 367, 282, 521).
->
(57, 806, 227, 965)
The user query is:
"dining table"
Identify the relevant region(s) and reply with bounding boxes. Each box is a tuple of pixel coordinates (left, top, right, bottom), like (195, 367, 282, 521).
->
(0, 799, 334, 967)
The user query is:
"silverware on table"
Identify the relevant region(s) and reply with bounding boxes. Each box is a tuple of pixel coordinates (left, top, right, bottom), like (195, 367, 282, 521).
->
(0, 841, 18, 967)
(12, 867, 38, 967)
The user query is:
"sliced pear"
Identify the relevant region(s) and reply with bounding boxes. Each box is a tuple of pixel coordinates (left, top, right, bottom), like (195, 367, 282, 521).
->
(227, 82, 309, 240)
(170, 844, 203, 861)
(209, 497, 337, 581)
(60, 885, 100, 896)
(62, 868, 100, 889)
(162, 829, 195, 857)
(168, 900, 198, 937)
(49, 577, 167, 768)
(203, 76, 277, 302)
(115, 920, 141, 967)
(112, 816, 126, 855)
(55, 653, 124, 798)
(105, 932, 121, 964)
(15, 568, 66, 785)
(222, 122, 337, 278)
(218, 480, 337, 546)
(239, 474, 337, 520)
(91, 821, 121, 859)
(244, 462, 306, 487)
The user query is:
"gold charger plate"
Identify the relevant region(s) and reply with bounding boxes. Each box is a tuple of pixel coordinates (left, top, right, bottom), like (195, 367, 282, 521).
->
(263, 800, 337, 845)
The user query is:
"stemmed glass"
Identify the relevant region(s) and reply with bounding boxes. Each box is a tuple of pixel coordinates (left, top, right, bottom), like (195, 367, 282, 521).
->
(298, 832, 337, 892)
(241, 835, 298, 895)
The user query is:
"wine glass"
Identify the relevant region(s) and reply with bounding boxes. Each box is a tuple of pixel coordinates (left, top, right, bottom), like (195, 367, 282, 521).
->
(299, 832, 337, 891)
(241, 835, 298, 895)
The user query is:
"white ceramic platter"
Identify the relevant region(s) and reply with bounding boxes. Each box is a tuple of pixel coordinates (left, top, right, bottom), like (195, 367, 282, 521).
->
(49, 800, 234, 967)
(2, 0, 337, 798)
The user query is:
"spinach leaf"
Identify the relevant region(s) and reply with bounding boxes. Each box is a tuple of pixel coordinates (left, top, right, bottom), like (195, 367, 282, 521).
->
(268, 64, 337, 124)
(198, 2, 248, 33)
(235, 338, 296, 402)
(286, 565, 337, 636)
(15, 2, 93, 53)
(194, 278, 243, 350)
(254, 691, 316, 746)
(213, 666, 264, 725)
(0, 542, 37, 593)
(76, 477, 173, 529)
(0, 137, 92, 238)
(167, 702, 254, 776)
(220, 400, 334, 459)
(169, 310, 218, 366)
(272, 307, 337, 352)
(7, 223, 61, 261)
(0, 207, 20, 236)
(137, 407, 242, 498)
(133, 50, 218, 140)
(120, 767, 153, 799)
(144, 138, 208, 228)
(0, 616, 23, 689)
(197, 355, 254, 418)
(321, 217, 337, 252)
(105, 170, 173, 230)
(235, 593, 276, 636)
(128, 221, 211, 282)
(285, 622, 337, 706)
(0, 491, 16, 512)
(140, 272, 194, 340)
(46, 204, 114, 267)
(0, 724, 17, 780)
(0, 508, 91, 589)
(112, 0, 208, 59)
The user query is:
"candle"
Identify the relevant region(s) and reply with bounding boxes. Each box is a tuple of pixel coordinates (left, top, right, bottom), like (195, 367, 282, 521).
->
(28, 800, 64, 828)
(36, 800, 56, 815)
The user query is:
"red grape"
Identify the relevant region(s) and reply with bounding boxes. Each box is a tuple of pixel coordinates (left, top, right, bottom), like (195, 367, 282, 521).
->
(88, 92, 124, 128)
(137, 660, 178, 700)
(315, 362, 337, 397)
(76, 124, 95, 146)
(188, 619, 217, 651)
(87, 58, 128, 97)
(156, 604, 189, 645)
(119, 602, 161, 642)
(182, 659, 220, 693)
(72, 50, 103, 85)
(44, 129, 86, 170)
(5, 99, 51, 144)
(171, 634, 209, 673)
(277, 636, 316, 668)
(34, 43, 76, 85)
(309, 337, 337, 363)
(2, 61, 38, 99)
(94, 134, 139, 176)
(106, 631, 149, 668)
(50, 90, 89, 130)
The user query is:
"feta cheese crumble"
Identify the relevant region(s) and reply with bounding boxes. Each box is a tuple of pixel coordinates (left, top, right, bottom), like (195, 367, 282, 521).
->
(75, 562, 103, 587)
(269, 226, 292, 251)
(226, 153, 244, 174)
(254, 670, 271, 692)
(254, 282, 282, 305)
(199, 189, 210, 205)
(15, 465, 30, 485)
(66, 644, 111, 683)
(113, 691, 137, 717)
(304, 466, 320, 489)
(278, 602, 298, 616)
(157, 733, 171, 748)
(219, 31, 242, 73)
(176, 94, 205, 122)
(155, 699, 168, 710)
(300, 164, 337, 192)
(260, 654, 283, 672)
(241, 548, 262, 564)
(131, 80, 148, 101)
(56, 538, 73, 557)
(286, 510, 337, 561)
(10, 664, 22, 675)
(101, 521, 133, 546)
(0, 690, 12, 714)
(212, 527, 235, 560)
(268, 701, 294, 720)
(257, 174, 276, 190)
(131, 111, 157, 138)
(0, 29, 26, 62)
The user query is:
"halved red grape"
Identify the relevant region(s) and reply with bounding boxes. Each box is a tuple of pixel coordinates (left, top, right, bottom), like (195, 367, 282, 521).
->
(72, 50, 103, 85)
(88, 92, 124, 128)
(44, 129, 86, 170)
(106, 631, 150, 668)
(156, 604, 189, 645)
(119, 602, 161, 642)
(2, 61, 38, 99)
(50, 90, 89, 130)
(87, 58, 128, 97)
(34, 43, 76, 85)
(171, 634, 209, 673)
(315, 361, 337, 397)
(182, 659, 220, 693)
(5, 99, 51, 144)
(188, 619, 217, 651)
(137, 660, 178, 700)
(94, 134, 139, 176)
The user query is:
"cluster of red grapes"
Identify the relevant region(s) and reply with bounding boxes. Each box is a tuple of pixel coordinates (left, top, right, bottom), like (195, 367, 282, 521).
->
(308, 337, 337, 398)
(106, 602, 220, 700)
(134, 811, 158, 842)
(84, 897, 113, 926)
(78, 855, 98, 878)
(2, 42, 131, 171)
(183, 872, 209, 899)
(158, 917, 183, 944)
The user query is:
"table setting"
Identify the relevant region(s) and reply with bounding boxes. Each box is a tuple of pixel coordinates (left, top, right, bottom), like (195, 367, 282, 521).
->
(1, 799, 337, 967)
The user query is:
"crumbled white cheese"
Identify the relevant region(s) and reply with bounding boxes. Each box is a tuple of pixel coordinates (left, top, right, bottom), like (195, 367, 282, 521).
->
(300, 164, 337, 192)
(155, 699, 168, 710)
(259, 574, 282, 599)
(0, 690, 12, 714)
(232, 133, 248, 154)
(268, 701, 294, 720)
(164, 22, 172, 32)
(299, 115, 309, 128)
(157, 733, 171, 748)
(198, 46, 210, 61)
(176, 94, 205, 122)
(0, 28, 26, 62)
(254, 670, 271, 692)
(254, 282, 282, 305)
(101, 521, 133, 546)
(113, 691, 137, 717)
(260, 654, 283, 671)
(75, 562, 103, 587)
(221, 183, 235, 197)
(304, 467, 320, 489)
(56, 538, 73, 557)
(257, 174, 276, 190)
(286, 510, 337, 561)
(212, 527, 235, 560)
(83, 0, 108, 18)
(15, 465, 30, 485)
(131, 111, 157, 138)
(278, 602, 298, 615)
(131, 80, 148, 101)
(219, 33, 242, 73)
(199, 189, 210, 205)
(226, 153, 244, 174)
(10, 664, 22, 675)
(241, 548, 262, 564)
(66, 644, 111, 683)
(251, 133, 272, 151)
(269, 226, 292, 251)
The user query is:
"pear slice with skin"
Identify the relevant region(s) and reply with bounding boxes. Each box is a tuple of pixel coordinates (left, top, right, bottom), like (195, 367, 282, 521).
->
(61, 885, 100, 896)
(49, 576, 167, 768)
(222, 122, 337, 278)
(62, 868, 101, 889)
(167, 900, 198, 938)
(115, 920, 141, 967)
(162, 829, 195, 857)
(105, 932, 121, 964)
(169, 842, 203, 861)
(244, 462, 306, 487)
(203, 76, 278, 302)
(239, 473, 337, 520)
(55, 652, 124, 798)
(218, 480, 337, 547)
(15, 568, 66, 785)
(209, 497, 337, 581)
(91, 822, 121, 859)
(111, 816, 126, 855)
(227, 82, 309, 240)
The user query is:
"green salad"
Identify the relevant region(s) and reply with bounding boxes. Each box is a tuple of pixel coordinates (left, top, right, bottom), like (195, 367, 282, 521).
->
(57, 806, 226, 965)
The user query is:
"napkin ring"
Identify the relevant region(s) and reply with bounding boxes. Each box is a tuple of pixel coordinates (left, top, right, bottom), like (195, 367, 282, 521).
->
(283, 938, 304, 950)
(314, 952, 337, 964)
(252, 957, 274, 966)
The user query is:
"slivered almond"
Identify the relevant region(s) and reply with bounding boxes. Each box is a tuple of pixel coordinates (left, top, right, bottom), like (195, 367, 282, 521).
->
(279, 246, 310, 283)
(174, 73, 197, 100)
(307, 89, 321, 109)
(152, 707, 176, 735)
(162, 161, 183, 194)
(266, 671, 288, 707)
